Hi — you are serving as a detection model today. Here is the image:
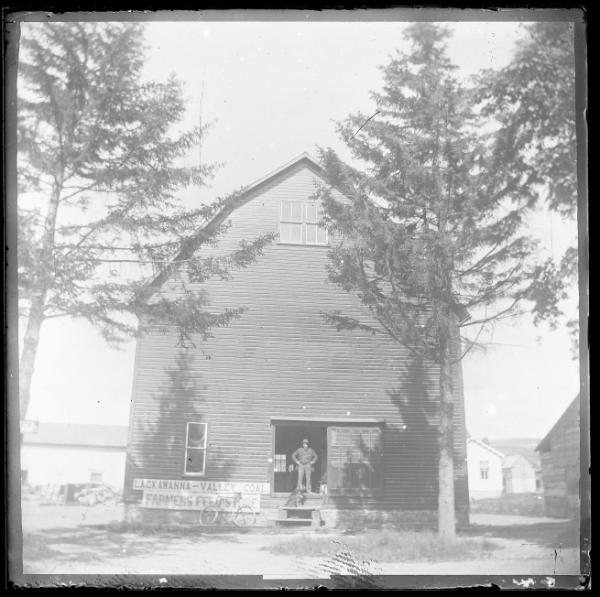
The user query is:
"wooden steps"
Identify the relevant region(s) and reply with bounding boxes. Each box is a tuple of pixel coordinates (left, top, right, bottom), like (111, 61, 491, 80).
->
(276, 518, 313, 527)
(276, 505, 323, 528)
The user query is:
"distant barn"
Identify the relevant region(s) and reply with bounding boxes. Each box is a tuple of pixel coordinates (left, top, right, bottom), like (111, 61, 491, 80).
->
(489, 437, 543, 492)
(535, 395, 580, 518)
(501, 454, 537, 495)
(21, 421, 128, 489)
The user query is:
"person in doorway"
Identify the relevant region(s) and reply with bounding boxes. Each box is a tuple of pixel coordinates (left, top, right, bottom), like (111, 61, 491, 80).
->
(292, 438, 318, 493)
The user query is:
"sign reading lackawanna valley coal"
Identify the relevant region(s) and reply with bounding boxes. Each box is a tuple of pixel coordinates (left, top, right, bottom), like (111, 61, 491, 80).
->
(133, 479, 270, 494)
(133, 479, 268, 511)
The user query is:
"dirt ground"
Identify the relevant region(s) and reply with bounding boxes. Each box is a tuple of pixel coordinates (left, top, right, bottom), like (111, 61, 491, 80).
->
(14, 501, 582, 584)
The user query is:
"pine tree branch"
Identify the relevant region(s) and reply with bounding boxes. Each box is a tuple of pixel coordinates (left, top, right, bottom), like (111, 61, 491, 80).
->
(460, 298, 524, 327)
(53, 239, 185, 251)
(58, 180, 103, 203)
(455, 240, 504, 277)
(134, 191, 250, 305)
(352, 110, 381, 138)
(43, 312, 71, 320)
(451, 322, 486, 364)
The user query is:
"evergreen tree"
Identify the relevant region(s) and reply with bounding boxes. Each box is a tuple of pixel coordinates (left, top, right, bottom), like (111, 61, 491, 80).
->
(476, 22, 579, 351)
(317, 24, 545, 538)
(477, 22, 577, 218)
(17, 22, 272, 422)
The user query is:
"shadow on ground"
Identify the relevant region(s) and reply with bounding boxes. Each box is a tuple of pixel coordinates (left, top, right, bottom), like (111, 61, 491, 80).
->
(23, 523, 245, 565)
(462, 520, 579, 549)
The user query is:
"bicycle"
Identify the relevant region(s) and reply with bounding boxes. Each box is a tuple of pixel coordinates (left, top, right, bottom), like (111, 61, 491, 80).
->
(200, 492, 257, 527)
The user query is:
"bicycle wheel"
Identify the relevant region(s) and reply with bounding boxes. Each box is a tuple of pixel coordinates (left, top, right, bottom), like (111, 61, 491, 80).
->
(201, 504, 219, 526)
(217, 497, 234, 525)
(234, 505, 256, 527)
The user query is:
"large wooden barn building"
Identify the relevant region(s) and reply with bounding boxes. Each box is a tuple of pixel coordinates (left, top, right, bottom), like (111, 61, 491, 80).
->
(123, 154, 469, 527)
(536, 395, 580, 518)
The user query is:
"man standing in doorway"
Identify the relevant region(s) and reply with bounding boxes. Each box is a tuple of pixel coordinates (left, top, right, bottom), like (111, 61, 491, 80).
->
(292, 439, 318, 493)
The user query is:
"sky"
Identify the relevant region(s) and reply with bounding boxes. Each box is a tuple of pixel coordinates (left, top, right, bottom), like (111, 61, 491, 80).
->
(19, 13, 582, 440)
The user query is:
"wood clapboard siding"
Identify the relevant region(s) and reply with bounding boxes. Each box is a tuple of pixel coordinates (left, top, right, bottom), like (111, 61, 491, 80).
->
(538, 397, 580, 517)
(124, 161, 468, 511)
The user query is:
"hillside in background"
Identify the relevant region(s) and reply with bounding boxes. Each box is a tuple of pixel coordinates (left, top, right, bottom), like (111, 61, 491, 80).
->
(488, 438, 542, 468)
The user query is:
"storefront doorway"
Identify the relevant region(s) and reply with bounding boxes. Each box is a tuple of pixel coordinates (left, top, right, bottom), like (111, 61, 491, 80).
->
(272, 424, 327, 494)
(272, 420, 384, 497)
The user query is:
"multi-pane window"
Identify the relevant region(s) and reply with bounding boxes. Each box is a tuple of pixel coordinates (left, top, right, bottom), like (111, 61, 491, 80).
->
(479, 461, 490, 480)
(280, 201, 303, 244)
(274, 454, 287, 473)
(305, 202, 328, 245)
(184, 422, 207, 476)
(280, 201, 328, 245)
(90, 471, 103, 483)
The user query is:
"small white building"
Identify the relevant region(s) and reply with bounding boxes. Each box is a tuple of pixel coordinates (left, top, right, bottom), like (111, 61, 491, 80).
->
(502, 454, 538, 494)
(21, 422, 128, 489)
(466, 438, 504, 500)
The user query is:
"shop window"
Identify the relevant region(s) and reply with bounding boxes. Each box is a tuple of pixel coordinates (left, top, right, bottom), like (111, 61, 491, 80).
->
(185, 422, 207, 476)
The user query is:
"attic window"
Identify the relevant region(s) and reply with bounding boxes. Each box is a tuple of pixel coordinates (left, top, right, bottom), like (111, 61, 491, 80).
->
(280, 201, 328, 245)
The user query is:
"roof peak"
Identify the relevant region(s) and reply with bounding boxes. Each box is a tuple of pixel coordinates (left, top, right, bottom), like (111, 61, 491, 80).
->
(238, 152, 322, 198)
(467, 437, 505, 458)
(138, 151, 326, 303)
(536, 394, 580, 452)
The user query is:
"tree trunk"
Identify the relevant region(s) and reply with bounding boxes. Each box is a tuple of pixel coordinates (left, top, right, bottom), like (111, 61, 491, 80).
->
(437, 334, 456, 539)
(19, 179, 61, 422)
(19, 291, 47, 421)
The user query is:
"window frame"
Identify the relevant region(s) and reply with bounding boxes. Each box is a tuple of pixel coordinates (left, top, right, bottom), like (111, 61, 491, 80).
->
(274, 453, 287, 473)
(304, 202, 329, 246)
(279, 201, 305, 245)
(479, 460, 490, 480)
(184, 421, 208, 477)
(90, 471, 104, 484)
(279, 201, 328, 246)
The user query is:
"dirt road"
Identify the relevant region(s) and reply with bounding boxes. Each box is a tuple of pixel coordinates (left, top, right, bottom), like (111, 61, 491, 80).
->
(16, 502, 581, 582)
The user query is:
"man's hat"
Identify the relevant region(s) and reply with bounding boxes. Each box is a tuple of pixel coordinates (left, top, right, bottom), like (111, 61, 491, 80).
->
(302, 438, 309, 443)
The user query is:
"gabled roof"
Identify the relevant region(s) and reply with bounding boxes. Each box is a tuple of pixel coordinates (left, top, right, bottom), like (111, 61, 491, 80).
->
(21, 422, 128, 448)
(488, 438, 541, 468)
(236, 152, 324, 199)
(502, 454, 533, 470)
(535, 394, 580, 452)
(467, 437, 504, 459)
(138, 152, 325, 304)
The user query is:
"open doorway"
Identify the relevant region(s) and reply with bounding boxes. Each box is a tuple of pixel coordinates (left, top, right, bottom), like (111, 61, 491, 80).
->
(273, 424, 327, 494)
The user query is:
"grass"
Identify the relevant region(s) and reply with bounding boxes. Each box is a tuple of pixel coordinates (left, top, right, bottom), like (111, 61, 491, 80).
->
(470, 493, 545, 517)
(263, 529, 501, 562)
(105, 520, 252, 536)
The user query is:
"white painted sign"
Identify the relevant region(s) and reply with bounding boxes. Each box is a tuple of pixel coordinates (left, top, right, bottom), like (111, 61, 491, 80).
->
(133, 478, 270, 495)
(141, 490, 261, 511)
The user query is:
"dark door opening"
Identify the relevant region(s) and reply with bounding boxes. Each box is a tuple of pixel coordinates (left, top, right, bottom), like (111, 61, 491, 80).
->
(273, 424, 327, 494)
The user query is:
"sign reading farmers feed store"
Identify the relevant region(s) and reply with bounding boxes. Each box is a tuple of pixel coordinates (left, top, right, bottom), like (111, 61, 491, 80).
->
(133, 479, 269, 511)
(141, 491, 262, 511)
